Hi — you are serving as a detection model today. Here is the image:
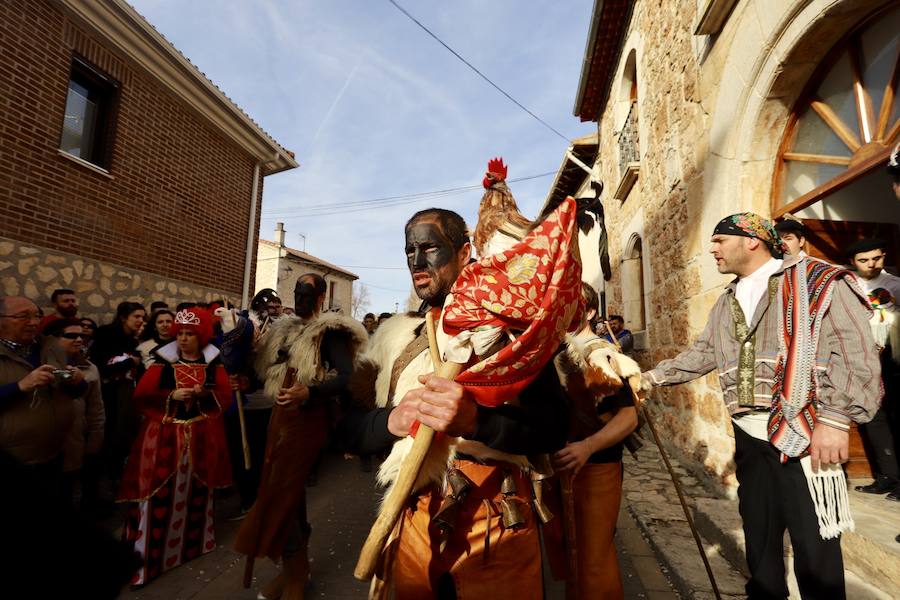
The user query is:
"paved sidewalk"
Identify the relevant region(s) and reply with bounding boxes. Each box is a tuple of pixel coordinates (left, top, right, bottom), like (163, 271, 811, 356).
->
(622, 434, 896, 599)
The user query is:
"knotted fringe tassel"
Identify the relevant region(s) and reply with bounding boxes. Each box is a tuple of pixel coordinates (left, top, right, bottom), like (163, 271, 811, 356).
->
(800, 456, 854, 540)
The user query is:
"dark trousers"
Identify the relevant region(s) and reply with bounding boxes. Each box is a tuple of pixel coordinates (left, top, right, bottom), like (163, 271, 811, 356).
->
(734, 426, 845, 600)
(859, 406, 899, 481)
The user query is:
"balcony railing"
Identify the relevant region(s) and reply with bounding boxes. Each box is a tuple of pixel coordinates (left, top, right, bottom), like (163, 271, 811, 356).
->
(618, 101, 640, 174)
(613, 102, 641, 201)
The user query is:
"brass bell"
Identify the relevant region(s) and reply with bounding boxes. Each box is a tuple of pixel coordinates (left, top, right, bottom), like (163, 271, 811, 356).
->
(446, 468, 473, 501)
(529, 453, 555, 479)
(433, 496, 461, 553)
(500, 497, 525, 530)
(500, 472, 518, 496)
(531, 479, 554, 525)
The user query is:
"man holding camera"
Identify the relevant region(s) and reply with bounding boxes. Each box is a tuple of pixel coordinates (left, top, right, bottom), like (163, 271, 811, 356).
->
(0, 295, 83, 494)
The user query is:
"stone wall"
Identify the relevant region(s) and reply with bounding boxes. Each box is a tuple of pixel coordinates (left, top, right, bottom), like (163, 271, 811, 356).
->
(1, 236, 235, 324)
(586, 0, 890, 486)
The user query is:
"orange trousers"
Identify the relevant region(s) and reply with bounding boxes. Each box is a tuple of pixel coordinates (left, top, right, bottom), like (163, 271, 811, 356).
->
(570, 461, 624, 599)
(393, 460, 543, 600)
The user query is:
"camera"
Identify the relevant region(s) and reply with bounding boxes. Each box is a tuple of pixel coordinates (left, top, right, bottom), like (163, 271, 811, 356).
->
(52, 369, 73, 381)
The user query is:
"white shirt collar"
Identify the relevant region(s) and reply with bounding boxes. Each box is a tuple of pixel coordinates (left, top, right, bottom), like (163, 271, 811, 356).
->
(734, 257, 783, 322)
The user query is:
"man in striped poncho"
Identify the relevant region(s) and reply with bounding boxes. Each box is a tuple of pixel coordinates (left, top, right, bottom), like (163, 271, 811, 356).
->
(642, 213, 882, 600)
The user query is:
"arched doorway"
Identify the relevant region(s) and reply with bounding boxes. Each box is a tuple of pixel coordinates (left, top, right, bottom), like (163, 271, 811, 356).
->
(771, 4, 899, 478)
(772, 4, 899, 266)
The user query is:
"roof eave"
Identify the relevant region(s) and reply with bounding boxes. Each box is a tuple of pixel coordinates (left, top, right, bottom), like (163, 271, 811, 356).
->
(57, 0, 299, 175)
(573, 0, 606, 119)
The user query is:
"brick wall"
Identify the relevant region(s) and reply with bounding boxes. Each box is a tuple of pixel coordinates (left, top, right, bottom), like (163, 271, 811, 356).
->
(0, 0, 263, 299)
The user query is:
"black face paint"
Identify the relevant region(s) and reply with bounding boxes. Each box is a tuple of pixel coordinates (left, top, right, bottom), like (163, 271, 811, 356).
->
(405, 223, 455, 274)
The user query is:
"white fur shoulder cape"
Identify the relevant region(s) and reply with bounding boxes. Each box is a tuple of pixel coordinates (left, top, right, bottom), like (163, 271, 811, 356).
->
(254, 313, 368, 401)
(363, 313, 532, 498)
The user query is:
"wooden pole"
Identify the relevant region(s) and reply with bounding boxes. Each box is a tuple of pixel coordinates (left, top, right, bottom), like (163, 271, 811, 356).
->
(354, 311, 463, 581)
(235, 390, 252, 470)
(628, 375, 721, 600)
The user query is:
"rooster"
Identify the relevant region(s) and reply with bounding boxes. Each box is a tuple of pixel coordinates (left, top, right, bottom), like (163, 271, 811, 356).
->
(473, 157, 533, 257)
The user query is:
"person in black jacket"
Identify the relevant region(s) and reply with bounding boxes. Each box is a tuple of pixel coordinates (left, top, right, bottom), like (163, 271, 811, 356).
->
(90, 301, 145, 482)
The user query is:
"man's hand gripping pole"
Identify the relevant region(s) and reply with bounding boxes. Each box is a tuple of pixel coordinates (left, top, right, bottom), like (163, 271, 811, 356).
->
(354, 311, 463, 581)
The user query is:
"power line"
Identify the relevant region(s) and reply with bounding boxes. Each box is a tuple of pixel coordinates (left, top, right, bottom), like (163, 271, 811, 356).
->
(386, 0, 571, 143)
(261, 171, 556, 218)
(362, 282, 412, 293)
(337, 264, 407, 270)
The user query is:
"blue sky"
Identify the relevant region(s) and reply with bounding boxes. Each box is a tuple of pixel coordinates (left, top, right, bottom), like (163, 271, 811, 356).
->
(131, 0, 596, 314)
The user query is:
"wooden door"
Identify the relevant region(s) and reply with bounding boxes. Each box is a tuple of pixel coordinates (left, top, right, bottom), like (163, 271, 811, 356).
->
(801, 218, 899, 480)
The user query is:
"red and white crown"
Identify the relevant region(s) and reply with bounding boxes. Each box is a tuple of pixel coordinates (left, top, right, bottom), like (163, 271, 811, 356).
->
(175, 310, 201, 326)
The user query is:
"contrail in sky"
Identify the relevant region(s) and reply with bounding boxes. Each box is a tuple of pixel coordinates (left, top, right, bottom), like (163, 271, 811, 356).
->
(311, 58, 362, 148)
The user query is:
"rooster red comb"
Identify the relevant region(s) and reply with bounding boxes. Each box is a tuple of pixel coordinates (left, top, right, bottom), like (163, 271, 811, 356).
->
(483, 157, 508, 189)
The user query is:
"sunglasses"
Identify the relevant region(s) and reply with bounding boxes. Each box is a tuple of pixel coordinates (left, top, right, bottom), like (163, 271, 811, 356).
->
(60, 332, 89, 340)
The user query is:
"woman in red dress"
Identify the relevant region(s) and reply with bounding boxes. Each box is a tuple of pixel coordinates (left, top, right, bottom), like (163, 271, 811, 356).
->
(118, 307, 233, 586)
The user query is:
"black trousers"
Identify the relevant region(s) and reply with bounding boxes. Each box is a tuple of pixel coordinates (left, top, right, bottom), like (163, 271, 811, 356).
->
(734, 426, 845, 600)
(859, 406, 899, 481)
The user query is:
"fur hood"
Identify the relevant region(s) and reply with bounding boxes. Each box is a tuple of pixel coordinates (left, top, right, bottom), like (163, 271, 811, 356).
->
(255, 313, 368, 400)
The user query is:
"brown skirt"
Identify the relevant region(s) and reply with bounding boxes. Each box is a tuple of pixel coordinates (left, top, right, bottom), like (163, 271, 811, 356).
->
(571, 462, 624, 599)
(233, 403, 329, 562)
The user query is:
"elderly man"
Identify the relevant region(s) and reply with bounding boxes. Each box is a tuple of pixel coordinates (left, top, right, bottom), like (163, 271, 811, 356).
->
(0, 296, 83, 494)
(642, 214, 881, 599)
(343, 208, 567, 598)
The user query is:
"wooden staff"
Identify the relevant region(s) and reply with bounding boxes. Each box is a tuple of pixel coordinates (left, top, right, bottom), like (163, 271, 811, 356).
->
(225, 301, 252, 471)
(560, 471, 579, 600)
(354, 311, 463, 581)
(602, 318, 721, 599)
(235, 389, 252, 470)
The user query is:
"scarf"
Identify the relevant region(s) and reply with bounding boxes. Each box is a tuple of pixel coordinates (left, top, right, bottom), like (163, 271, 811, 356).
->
(769, 257, 867, 538)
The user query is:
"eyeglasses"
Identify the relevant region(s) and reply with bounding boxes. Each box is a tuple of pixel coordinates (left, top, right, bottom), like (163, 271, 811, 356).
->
(60, 332, 89, 340)
(0, 313, 41, 320)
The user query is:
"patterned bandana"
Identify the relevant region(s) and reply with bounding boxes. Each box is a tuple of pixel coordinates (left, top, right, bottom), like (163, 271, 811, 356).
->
(713, 212, 786, 258)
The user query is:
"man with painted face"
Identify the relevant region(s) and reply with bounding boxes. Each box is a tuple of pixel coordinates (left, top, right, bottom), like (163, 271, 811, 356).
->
(343, 208, 568, 599)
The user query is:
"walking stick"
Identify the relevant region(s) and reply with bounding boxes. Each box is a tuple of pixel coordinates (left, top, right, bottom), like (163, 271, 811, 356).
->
(235, 390, 252, 470)
(601, 319, 722, 600)
(601, 318, 720, 598)
(354, 311, 463, 581)
(634, 394, 721, 600)
(223, 301, 252, 471)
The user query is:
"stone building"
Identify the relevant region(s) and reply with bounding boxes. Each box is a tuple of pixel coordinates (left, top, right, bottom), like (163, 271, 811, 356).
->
(256, 223, 358, 315)
(0, 0, 297, 323)
(552, 0, 899, 483)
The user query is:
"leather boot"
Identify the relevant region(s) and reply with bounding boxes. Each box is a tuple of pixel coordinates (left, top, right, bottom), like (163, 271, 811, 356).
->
(281, 549, 310, 600)
(258, 572, 285, 600)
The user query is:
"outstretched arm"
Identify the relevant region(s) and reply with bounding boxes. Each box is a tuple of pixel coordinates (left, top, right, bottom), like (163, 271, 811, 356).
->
(644, 300, 721, 387)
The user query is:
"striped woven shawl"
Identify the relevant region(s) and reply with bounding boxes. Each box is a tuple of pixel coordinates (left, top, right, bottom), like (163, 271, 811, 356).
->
(768, 258, 862, 460)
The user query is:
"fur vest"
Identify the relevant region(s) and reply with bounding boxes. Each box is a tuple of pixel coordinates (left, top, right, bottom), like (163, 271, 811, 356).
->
(554, 334, 641, 441)
(362, 313, 532, 498)
(254, 313, 368, 400)
(554, 334, 641, 396)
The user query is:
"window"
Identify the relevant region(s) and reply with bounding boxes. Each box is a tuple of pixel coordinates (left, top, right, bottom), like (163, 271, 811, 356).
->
(614, 49, 640, 201)
(621, 234, 645, 332)
(773, 6, 899, 217)
(328, 280, 335, 310)
(60, 57, 119, 169)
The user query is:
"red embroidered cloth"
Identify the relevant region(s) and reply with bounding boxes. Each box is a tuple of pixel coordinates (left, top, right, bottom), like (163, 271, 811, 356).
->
(443, 196, 584, 407)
